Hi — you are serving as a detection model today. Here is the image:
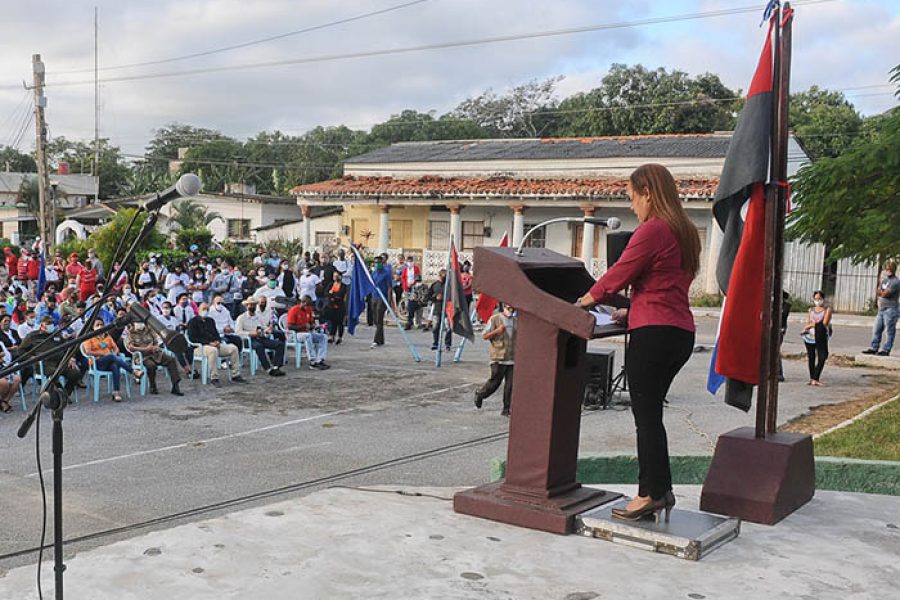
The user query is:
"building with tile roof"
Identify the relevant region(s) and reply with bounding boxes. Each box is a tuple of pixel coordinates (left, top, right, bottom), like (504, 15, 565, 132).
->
(291, 133, 811, 295)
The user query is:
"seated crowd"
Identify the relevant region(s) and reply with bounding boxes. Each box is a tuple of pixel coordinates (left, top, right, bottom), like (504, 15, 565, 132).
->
(0, 245, 343, 412)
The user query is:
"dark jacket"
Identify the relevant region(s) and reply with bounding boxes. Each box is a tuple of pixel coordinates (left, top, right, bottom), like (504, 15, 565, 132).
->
(187, 316, 221, 345)
(20, 330, 68, 373)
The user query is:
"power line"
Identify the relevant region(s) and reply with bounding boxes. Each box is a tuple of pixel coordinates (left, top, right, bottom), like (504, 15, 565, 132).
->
(51, 0, 431, 75)
(42, 0, 838, 88)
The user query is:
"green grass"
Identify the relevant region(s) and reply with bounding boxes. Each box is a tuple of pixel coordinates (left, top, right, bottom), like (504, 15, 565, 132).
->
(815, 397, 900, 461)
(689, 293, 722, 307)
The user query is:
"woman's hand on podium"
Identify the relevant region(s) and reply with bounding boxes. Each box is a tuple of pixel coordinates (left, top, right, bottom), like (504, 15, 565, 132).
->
(577, 293, 597, 309)
(612, 308, 628, 326)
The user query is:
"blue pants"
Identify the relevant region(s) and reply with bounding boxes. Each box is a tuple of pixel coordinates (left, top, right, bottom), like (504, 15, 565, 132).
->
(95, 354, 133, 391)
(870, 306, 898, 353)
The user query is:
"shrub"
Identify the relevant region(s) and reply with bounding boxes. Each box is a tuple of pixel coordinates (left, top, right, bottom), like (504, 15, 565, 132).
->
(175, 228, 213, 252)
(690, 293, 723, 307)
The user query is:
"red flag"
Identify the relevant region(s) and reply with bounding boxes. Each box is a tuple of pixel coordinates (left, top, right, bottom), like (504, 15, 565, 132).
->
(446, 240, 474, 342)
(474, 232, 508, 322)
(709, 17, 775, 410)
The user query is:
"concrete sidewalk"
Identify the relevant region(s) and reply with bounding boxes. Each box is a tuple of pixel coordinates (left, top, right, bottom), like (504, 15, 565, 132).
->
(691, 307, 876, 328)
(2, 485, 897, 599)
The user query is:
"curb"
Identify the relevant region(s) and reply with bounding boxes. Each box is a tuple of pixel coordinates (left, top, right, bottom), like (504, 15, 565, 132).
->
(690, 308, 875, 328)
(490, 454, 900, 497)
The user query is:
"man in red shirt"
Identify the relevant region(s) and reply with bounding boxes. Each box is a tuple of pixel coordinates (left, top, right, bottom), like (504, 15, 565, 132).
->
(286, 295, 330, 369)
(3, 247, 18, 280)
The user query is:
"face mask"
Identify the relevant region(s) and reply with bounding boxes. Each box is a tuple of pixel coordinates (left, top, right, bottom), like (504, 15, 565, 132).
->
(27, 318, 35, 325)
(268, 281, 277, 289)
(1, 322, 8, 331)
(46, 325, 56, 333)
(248, 307, 256, 314)
(235, 271, 242, 277)
(163, 308, 172, 315)
(124, 288, 132, 294)
(142, 266, 149, 271)
(200, 310, 208, 318)
(814, 300, 824, 307)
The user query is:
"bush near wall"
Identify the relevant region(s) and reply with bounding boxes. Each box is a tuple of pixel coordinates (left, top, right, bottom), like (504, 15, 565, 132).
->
(136, 248, 241, 269)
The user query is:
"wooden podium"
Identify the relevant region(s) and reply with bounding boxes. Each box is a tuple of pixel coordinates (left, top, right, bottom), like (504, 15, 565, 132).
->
(453, 247, 621, 534)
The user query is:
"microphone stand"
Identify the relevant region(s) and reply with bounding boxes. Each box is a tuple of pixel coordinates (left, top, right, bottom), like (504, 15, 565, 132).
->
(15, 206, 161, 600)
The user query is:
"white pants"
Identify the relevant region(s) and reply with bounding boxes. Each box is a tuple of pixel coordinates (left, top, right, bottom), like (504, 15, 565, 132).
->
(200, 343, 240, 380)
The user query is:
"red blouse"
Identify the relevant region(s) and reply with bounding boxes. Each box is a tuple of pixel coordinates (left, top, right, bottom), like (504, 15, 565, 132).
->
(588, 217, 695, 333)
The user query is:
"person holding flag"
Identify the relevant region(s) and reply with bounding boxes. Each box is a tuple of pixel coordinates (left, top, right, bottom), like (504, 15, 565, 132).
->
(434, 240, 474, 365)
(577, 163, 700, 523)
(368, 254, 393, 349)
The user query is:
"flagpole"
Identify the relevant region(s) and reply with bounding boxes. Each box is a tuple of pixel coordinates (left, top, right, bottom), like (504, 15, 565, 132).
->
(434, 243, 452, 368)
(452, 307, 478, 362)
(350, 245, 421, 363)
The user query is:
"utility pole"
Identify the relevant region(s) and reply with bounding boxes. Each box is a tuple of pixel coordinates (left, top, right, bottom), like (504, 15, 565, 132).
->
(93, 6, 100, 203)
(32, 54, 51, 253)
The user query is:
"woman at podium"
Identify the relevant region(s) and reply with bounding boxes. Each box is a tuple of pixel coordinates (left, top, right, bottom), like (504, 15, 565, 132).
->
(578, 163, 701, 523)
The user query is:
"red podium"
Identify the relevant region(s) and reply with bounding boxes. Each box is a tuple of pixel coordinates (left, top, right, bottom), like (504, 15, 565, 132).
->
(453, 247, 622, 534)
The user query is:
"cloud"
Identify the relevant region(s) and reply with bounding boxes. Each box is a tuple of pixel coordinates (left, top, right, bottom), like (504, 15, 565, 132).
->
(0, 0, 895, 157)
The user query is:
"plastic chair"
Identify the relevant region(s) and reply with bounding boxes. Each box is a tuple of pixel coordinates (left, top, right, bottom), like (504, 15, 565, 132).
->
(131, 351, 172, 396)
(29, 362, 79, 408)
(80, 344, 133, 403)
(184, 332, 233, 385)
(278, 314, 312, 369)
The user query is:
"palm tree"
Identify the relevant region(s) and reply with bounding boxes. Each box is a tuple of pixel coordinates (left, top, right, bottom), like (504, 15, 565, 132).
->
(169, 198, 222, 230)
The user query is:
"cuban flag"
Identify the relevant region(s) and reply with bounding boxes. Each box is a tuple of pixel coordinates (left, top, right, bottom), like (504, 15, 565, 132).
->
(707, 14, 775, 412)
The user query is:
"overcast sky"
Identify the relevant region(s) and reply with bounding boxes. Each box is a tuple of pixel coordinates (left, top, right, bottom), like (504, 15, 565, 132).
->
(0, 0, 896, 156)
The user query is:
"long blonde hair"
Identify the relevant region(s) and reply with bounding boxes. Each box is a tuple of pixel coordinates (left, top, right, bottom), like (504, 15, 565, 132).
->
(630, 164, 701, 277)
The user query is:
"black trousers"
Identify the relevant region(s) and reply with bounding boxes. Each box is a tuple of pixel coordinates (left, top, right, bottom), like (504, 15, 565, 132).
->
(476, 363, 514, 411)
(252, 336, 286, 369)
(805, 322, 829, 380)
(373, 299, 387, 345)
(626, 326, 694, 500)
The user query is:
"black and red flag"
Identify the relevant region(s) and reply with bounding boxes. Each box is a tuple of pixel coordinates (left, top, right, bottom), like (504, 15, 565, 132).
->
(707, 15, 776, 411)
(446, 240, 475, 342)
(474, 231, 509, 323)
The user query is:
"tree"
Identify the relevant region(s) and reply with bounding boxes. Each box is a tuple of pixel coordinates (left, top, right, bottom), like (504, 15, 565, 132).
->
(179, 137, 245, 193)
(789, 86, 862, 160)
(45, 137, 131, 198)
(88, 208, 167, 270)
(169, 198, 222, 230)
(788, 104, 899, 264)
(0, 146, 36, 172)
(547, 64, 739, 137)
(450, 77, 562, 137)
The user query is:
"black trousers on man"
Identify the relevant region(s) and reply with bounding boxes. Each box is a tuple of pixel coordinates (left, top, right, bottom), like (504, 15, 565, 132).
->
(626, 325, 694, 501)
(475, 362, 514, 412)
(373, 299, 387, 345)
(252, 336, 286, 369)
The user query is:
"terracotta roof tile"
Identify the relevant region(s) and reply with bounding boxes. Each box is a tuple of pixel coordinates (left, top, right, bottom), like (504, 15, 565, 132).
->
(291, 176, 719, 199)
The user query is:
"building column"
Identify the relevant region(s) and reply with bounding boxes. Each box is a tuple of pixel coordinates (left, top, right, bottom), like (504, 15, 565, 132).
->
(377, 204, 390, 252)
(580, 206, 595, 267)
(448, 204, 462, 249)
(300, 204, 312, 251)
(706, 217, 724, 294)
(511, 205, 525, 248)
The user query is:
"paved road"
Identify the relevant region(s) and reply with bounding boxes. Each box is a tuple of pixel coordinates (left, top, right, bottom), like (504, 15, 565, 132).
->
(0, 317, 893, 572)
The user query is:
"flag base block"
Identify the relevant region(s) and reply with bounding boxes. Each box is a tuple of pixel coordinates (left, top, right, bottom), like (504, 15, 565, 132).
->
(454, 482, 621, 535)
(700, 427, 814, 525)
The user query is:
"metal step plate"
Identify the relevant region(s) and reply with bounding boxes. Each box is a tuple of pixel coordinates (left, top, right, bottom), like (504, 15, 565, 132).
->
(576, 498, 740, 561)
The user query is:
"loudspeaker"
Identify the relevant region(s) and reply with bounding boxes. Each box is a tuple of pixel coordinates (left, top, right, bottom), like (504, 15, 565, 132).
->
(607, 232, 634, 266)
(584, 349, 615, 409)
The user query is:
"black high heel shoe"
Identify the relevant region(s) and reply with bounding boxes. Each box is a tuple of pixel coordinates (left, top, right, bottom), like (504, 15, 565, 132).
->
(612, 491, 676, 524)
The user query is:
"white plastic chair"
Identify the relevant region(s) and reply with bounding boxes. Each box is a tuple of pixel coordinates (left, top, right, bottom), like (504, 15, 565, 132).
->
(278, 314, 312, 369)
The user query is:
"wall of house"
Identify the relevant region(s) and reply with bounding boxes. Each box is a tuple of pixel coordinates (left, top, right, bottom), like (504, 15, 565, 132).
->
(160, 197, 302, 243)
(340, 204, 430, 248)
(254, 214, 343, 246)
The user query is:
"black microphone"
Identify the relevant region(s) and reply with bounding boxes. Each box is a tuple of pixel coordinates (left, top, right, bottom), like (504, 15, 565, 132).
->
(583, 216, 622, 230)
(143, 173, 202, 211)
(128, 303, 188, 354)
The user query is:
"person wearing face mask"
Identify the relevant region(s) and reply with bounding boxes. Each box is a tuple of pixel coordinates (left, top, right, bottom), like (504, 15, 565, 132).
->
(165, 264, 190, 304)
(368, 255, 394, 349)
(211, 263, 239, 316)
(20, 316, 84, 396)
(323, 271, 348, 344)
(189, 268, 209, 305)
(236, 297, 286, 376)
(297, 268, 320, 303)
(134, 260, 157, 296)
(126, 321, 183, 396)
(17, 309, 37, 338)
(160, 300, 194, 377)
(76, 259, 98, 302)
(278, 261, 297, 300)
(474, 304, 517, 416)
(862, 262, 899, 357)
(83, 318, 144, 402)
(98, 296, 120, 325)
(173, 294, 196, 330)
(253, 276, 288, 310)
(87, 248, 104, 280)
(209, 293, 242, 347)
(120, 285, 138, 306)
(577, 164, 699, 524)
(148, 255, 168, 284)
(801, 290, 833, 386)
(186, 302, 245, 387)
(0, 339, 22, 413)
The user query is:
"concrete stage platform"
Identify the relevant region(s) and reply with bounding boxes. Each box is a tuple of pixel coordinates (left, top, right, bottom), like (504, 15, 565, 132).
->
(1, 485, 897, 599)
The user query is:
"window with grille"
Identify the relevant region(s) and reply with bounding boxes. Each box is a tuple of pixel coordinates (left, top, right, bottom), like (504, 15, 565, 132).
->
(227, 219, 251, 239)
(461, 221, 484, 251)
(428, 220, 450, 250)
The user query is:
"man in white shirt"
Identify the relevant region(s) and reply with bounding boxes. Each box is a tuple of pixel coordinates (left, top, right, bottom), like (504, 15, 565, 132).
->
(297, 269, 321, 302)
(173, 294, 196, 332)
(235, 297, 285, 376)
(17, 310, 37, 339)
(332, 249, 351, 286)
(149, 255, 168, 285)
(209, 293, 242, 347)
(253, 278, 288, 309)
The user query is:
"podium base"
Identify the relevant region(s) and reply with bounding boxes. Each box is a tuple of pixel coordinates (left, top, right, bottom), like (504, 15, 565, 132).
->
(700, 427, 815, 525)
(453, 482, 622, 534)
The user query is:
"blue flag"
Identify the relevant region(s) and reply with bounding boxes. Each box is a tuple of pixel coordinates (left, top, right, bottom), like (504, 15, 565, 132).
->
(36, 250, 46, 299)
(347, 246, 374, 336)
